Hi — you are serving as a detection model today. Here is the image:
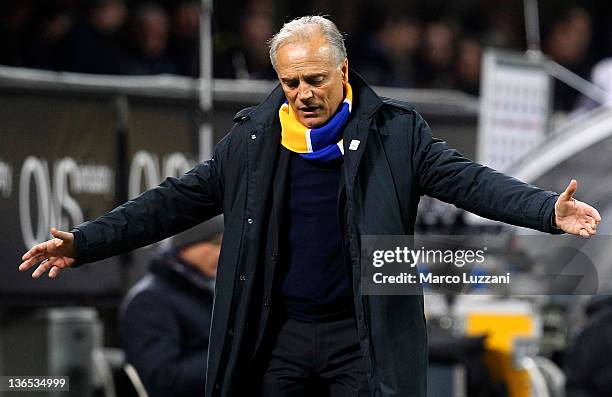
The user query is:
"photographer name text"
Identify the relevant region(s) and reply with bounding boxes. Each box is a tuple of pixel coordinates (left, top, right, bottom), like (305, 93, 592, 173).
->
(372, 272, 511, 285)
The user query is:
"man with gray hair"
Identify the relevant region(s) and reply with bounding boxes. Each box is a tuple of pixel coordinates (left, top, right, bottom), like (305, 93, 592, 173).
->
(20, 16, 600, 397)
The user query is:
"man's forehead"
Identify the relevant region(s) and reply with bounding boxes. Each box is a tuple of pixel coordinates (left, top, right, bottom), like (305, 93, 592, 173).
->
(280, 41, 332, 57)
(276, 41, 336, 72)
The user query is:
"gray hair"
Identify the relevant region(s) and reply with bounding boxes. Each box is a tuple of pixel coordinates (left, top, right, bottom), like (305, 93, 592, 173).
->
(268, 16, 347, 71)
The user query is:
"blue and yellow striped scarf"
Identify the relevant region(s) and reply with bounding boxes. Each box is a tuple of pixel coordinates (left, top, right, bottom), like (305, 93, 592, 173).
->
(280, 82, 353, 162)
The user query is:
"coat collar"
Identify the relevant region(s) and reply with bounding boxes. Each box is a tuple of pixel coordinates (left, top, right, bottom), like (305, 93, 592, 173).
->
(349, 70, 385, 120)
(340, 71, 383, 185)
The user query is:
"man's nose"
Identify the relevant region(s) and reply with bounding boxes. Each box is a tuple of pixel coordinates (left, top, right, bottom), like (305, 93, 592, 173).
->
(298, 83, 313, 101)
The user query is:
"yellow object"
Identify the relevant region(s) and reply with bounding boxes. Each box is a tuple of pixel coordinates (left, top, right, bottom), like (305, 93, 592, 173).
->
(466, 313, 534, 397)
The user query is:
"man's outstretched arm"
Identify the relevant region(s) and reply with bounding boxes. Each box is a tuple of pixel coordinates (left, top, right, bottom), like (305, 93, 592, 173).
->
(19, 136, 229, 278)
(411, 112, 601, 236)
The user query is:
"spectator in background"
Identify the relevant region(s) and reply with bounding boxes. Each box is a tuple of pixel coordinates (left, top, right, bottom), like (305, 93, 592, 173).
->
(171, 0, 201, 77)
(60, 0, 127, 74)
(481, 5, 524, 50)
(415, 20, 457, 89)
(565, 295, 612, 396)
(352, 15, 421, 87)
(0, 0, 33, 67)
(454, 36, 482, 96)
(544, 6, 594, 111)
(214, 2, 276, 80)
(24, 1, 76, 70)
(119, 216, 223, 397)
(123, 3, 178, 75)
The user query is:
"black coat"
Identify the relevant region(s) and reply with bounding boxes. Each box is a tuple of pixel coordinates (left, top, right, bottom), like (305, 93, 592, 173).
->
(72, 72, 560, 397)
(119, 251, 214, 397)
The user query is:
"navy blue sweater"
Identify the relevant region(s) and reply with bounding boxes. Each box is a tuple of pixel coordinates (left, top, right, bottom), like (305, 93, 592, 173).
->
(280, 153, 352, 322)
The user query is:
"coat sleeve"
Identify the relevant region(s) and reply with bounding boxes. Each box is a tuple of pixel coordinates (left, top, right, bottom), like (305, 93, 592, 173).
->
(119, 291, 207, 397)
(70, 135, 229, 267)
(411, 111, 562, 234)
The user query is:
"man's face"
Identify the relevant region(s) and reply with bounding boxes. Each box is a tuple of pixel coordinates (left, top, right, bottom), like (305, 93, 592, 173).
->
(275, 33, 349, 128)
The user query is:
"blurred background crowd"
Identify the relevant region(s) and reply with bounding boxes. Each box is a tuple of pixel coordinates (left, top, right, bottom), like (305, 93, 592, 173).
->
(2, 0, 612, 111)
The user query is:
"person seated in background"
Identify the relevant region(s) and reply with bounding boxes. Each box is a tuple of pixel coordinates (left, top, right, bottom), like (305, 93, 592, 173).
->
(543, 6, 594, 112)
(350, 14, 421, 88)
(122, 2, 178, 75)
(170, 0, 201, 77)
(60, 0, 127, 74)
(213, 1, 276, 80)
(565, 295, 612, 397)
(414, 19, 457, 89)
(119, 215, 223, 397)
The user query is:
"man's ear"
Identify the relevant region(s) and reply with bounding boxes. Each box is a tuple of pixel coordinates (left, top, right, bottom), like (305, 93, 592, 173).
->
(341, 58, 349, 83)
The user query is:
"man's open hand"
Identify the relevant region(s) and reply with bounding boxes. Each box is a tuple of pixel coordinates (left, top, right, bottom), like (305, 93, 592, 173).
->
(555, 180, 601, 238)
(19, 228, 76, 278)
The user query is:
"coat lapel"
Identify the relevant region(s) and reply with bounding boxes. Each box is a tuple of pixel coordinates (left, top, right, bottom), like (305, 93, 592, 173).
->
(245, 85, 285, 204)
(343, 71, 383, 187)
(343, 117, 370, 187)
(247, 122, 281, 197)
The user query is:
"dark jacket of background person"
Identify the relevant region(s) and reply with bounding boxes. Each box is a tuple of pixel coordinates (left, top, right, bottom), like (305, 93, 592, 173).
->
(565, 295, 612, 397)
(70, 71, 562, 397)
(119, 250, 214, 397)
